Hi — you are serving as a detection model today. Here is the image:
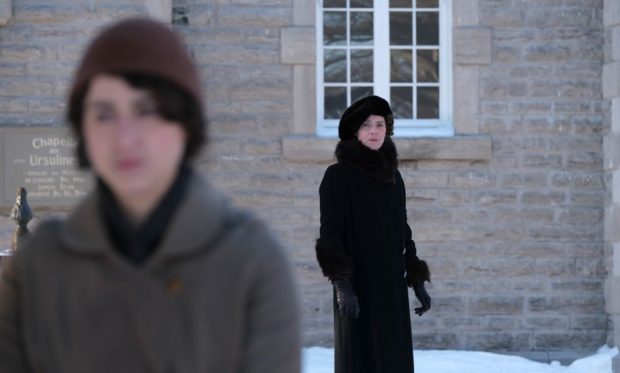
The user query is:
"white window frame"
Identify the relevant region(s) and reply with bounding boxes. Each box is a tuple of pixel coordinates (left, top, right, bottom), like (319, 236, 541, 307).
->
(316, 0, 453, 138)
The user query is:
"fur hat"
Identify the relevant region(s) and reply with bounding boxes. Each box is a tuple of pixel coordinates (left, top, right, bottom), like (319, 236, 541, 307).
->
(68, 17, 202, 108)
(338, 95, 394, 141)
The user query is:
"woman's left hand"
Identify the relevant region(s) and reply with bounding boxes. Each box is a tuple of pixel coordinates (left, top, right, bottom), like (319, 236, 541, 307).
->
(413, 283, 431, 316)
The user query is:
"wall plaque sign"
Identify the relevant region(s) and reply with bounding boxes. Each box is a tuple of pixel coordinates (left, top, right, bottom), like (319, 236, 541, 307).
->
(1, 128, 92, 207)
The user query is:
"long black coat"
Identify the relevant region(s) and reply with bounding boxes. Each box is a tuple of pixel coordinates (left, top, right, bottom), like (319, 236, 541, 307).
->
(316, 139, 428, 373)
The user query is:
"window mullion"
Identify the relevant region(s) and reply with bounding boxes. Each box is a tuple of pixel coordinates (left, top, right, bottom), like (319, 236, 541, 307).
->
(440, 0, 453, 124)
(413, 3, 418, 119)
(374, 1, 389, 100)
(346, 4, 351, 106)
(316, 5, 324, 127)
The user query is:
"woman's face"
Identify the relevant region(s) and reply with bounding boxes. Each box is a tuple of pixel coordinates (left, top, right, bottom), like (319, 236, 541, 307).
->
(82, 74, 187, 202)
(356, 115, 386, 150)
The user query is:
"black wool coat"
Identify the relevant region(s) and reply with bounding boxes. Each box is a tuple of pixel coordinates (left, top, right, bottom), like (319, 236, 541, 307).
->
(316, 138, 429, 373)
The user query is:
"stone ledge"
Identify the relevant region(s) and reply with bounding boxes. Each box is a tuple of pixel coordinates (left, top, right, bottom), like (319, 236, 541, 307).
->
(282, 135, 493, 162)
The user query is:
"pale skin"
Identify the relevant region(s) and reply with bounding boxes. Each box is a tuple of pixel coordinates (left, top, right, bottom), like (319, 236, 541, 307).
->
(356, 114, 387, 150)
(82, 74, 187, 224)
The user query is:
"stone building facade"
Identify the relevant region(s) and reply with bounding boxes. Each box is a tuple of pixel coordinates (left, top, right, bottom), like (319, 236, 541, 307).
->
(0, 0, 616, 367)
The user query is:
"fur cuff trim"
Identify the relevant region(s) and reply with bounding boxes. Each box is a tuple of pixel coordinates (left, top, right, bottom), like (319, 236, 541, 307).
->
(316, 239, 353, 281)
(406, 258, 430, 286)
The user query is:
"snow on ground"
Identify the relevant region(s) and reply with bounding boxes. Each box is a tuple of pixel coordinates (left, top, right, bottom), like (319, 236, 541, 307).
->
(302, 345, 619, 373)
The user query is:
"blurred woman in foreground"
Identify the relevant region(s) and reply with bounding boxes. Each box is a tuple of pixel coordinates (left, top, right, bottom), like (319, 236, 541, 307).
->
(0, 17, 300, 373)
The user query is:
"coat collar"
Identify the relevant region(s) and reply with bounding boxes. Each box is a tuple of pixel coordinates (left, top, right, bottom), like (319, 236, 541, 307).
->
(335, 137, 398, 183)
(60, 173, 228, 266)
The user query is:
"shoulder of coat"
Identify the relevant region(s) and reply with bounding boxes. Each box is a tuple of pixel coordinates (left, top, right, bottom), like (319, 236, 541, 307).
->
(320, 163, 350, 191)
(325, 162, 341, 173)
(325, 161, 354, 178)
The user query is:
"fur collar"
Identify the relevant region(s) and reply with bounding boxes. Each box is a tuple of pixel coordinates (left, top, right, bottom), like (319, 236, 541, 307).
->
(335, 138, 398, 183)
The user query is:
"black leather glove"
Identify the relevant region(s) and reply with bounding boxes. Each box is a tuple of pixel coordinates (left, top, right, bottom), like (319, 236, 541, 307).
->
(413, 283, 431, 316)
(332, 278, 360, 318)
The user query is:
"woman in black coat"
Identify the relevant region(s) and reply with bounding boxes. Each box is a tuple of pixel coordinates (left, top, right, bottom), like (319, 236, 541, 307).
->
(316, 95, 431, 373)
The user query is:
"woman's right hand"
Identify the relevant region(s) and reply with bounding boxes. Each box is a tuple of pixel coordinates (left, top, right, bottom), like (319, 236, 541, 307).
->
(332, 278, 360, 318)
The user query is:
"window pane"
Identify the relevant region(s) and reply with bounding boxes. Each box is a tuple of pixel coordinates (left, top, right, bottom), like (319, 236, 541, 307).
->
(390, 49, 412, 82)
(351, 49, 373, 82)
(351, 87, 374, 104)
(417, 87, 439, 118)
(325, 87, 348, 119)
(391, 87, 413, 118)
(324, 0, 346, 7)
(351, 0, 373, 7)
(390, 0, 412, 7)
(324, 49, 347, 83)
(350, 11, 373, 46)
(416, 12, 439, 45)
(390, 12, 412, 45)
(417, 0, 438, 8)
(324, 11, 346, 46)
(417, 49, 439, 82)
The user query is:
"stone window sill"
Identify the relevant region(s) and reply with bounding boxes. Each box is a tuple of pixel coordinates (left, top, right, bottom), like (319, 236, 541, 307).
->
(282, 134, 492, 162)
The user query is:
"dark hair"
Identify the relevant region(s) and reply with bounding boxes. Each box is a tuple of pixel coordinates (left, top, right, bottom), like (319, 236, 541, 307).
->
(67, 72, 206, 169)
(378, 113, 394, 137)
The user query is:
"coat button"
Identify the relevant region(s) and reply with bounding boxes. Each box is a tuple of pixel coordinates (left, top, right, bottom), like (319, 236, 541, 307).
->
(166, 275, 183, 295)
(403, 270, 407, 279)
(402, 248, 406, 255)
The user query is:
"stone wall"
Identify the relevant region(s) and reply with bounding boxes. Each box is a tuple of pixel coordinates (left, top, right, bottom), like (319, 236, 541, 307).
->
(604, 0, 620, 370)
(0, 0, 609, 359)
(468, 0, 605, 354)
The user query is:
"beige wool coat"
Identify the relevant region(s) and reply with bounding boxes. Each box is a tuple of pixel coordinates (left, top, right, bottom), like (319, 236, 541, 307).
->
(0, 174, 301, 373)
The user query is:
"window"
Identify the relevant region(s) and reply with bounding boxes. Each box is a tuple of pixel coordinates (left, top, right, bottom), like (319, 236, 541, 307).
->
(316, 0, 453, 137)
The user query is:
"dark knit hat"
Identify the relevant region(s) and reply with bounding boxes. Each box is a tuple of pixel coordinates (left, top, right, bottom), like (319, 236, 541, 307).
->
(69, 17, 202, 108)
(338, 95, 394, 140)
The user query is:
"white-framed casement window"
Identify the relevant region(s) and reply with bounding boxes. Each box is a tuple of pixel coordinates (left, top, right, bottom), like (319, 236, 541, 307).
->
(316, 0, 453, 137)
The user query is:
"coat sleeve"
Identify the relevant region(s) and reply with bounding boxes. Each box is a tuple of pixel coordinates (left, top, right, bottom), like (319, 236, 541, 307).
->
(316, 165, 354, 281)
(398, 171, 431, 287)
(0, 251, 32, 372)
(241, 221, 301, 373)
